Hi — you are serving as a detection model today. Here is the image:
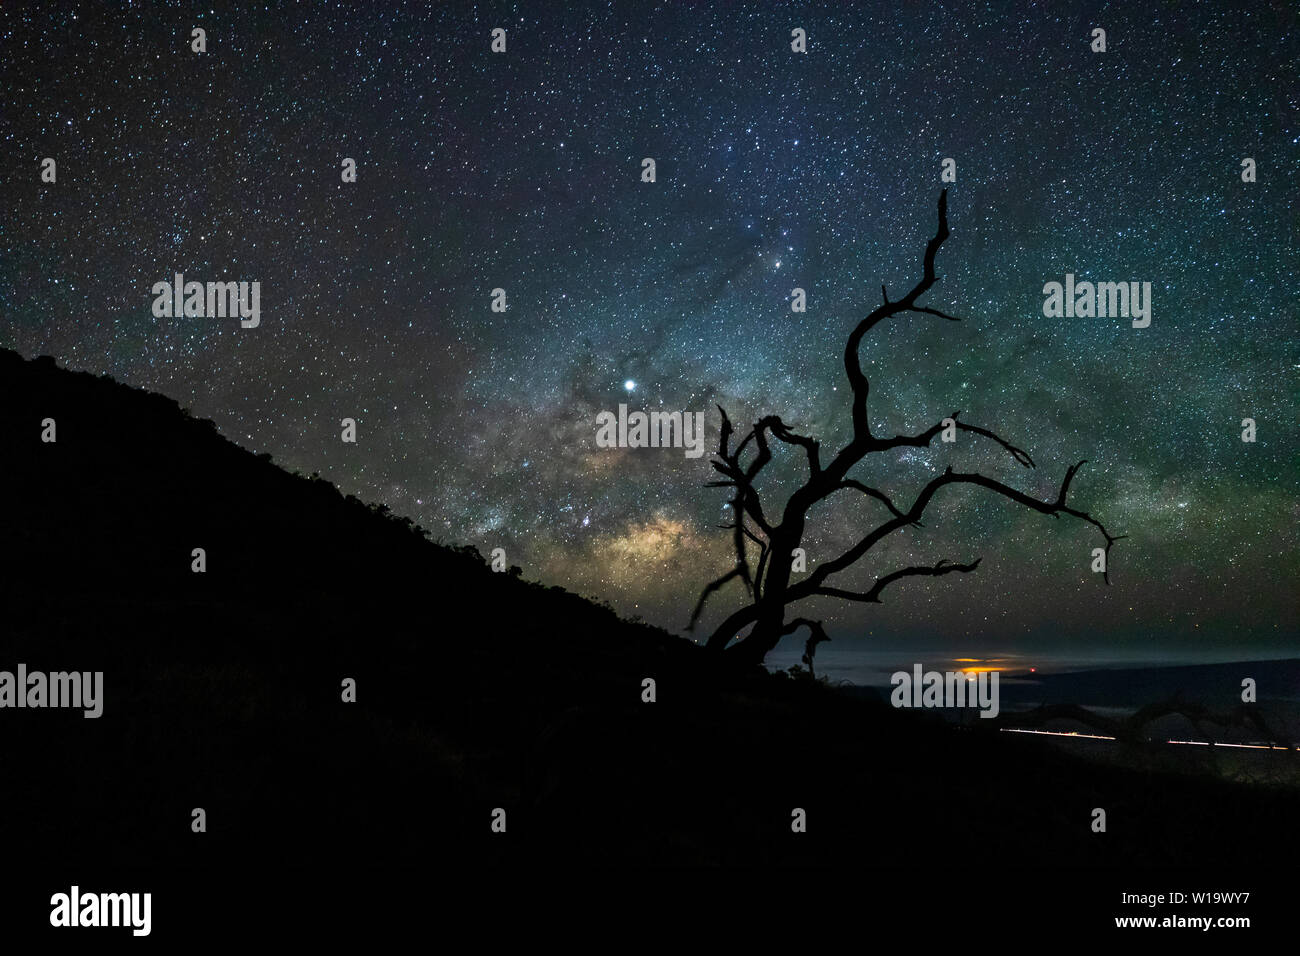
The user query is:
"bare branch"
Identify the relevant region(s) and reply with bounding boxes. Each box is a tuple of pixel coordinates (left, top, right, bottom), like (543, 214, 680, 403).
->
(813, 557, 982, 604)
(871, 411, 1034, 469)
(906, 304, 963, 322)
(831, 479, 907, 520)
(686, 566, 747, 631)
(842, 190, 954, 442)
(694, 404, 783, 624)
(716, 404, 734, 458)
(738, 523, 766, 550)
(702, 602, 763, 652)
(792, 462, 1118, 600)
(954, 462, 1124, 583)
(708, 421, 774, 536)
(909, 188, 950, 304)
(955, 421, 1035, 468)
(758, 415, 822, 476)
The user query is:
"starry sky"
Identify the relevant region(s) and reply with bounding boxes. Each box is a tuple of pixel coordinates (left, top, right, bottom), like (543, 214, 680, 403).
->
(3, 1, 1297, 658)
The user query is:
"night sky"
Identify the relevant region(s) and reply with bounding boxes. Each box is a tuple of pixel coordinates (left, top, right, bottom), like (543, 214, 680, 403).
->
(3, 1, 1296, 657)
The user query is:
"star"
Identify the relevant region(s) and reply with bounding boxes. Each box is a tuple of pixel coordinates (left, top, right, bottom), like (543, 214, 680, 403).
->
(2, 1, 1292, 660)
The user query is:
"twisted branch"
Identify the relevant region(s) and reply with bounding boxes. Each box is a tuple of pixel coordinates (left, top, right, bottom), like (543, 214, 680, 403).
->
(691, 191, 1122, 660)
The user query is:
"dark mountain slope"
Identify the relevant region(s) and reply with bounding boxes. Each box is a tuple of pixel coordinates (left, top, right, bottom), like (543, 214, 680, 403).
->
(0, 348, 1294, 870)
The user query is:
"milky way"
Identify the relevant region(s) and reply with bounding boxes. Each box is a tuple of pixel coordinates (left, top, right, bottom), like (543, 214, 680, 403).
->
(3, 1, 1296, 656)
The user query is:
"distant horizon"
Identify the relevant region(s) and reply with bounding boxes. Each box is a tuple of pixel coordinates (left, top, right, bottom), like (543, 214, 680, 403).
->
(762, 642, 1300, 688)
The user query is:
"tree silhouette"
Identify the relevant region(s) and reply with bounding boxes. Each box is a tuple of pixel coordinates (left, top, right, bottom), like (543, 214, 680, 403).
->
(689, 190, 1122, 667)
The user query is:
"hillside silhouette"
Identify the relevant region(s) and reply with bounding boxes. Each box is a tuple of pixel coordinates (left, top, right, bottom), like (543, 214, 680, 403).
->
(1, 347, 1295, 869)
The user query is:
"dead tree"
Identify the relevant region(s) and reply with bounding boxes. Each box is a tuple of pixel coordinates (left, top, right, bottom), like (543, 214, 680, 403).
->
(689, 190, 1122, 667)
